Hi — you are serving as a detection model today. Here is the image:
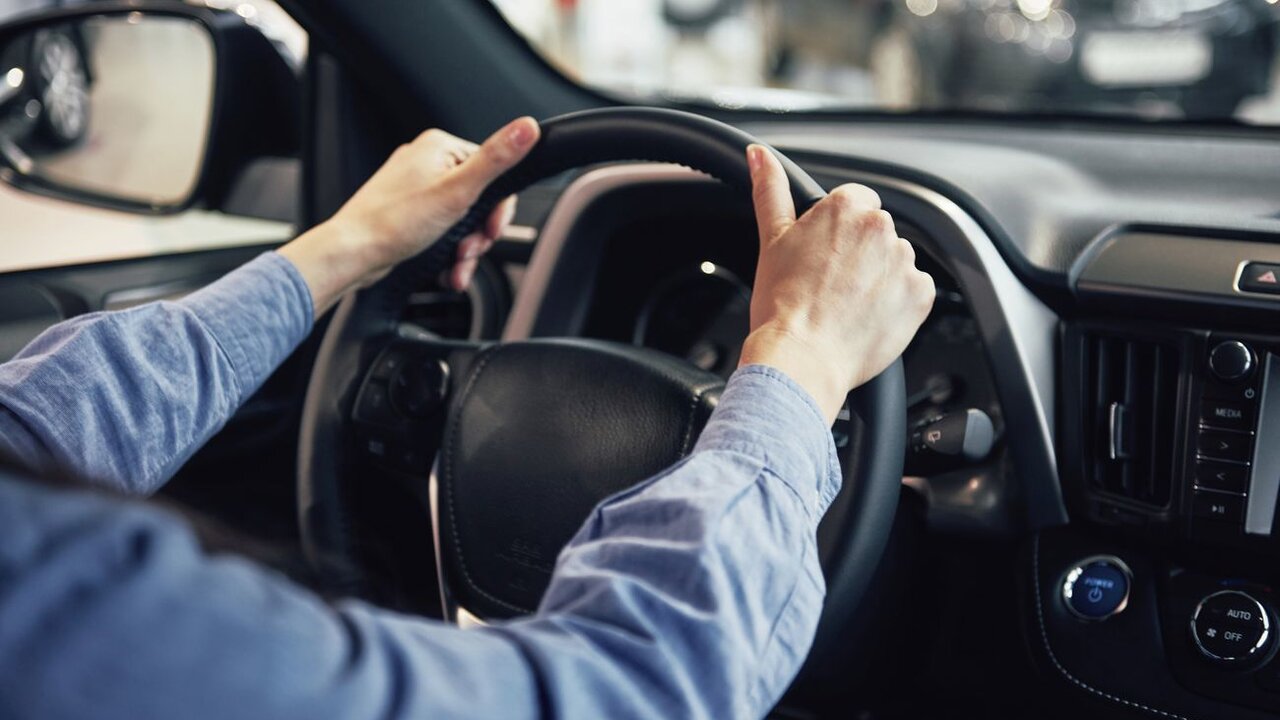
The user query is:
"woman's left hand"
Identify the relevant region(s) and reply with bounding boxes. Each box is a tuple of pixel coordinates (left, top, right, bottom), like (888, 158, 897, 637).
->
(280, 117, 541, 314)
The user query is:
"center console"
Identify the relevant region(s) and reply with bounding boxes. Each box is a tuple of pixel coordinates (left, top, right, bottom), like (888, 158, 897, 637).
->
(1020, 227, 1280, 718)
(1047, 321, 1280, 717)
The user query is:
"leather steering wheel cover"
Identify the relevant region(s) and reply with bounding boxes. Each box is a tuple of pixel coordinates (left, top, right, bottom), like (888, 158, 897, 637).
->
(298, 107, 906, 639)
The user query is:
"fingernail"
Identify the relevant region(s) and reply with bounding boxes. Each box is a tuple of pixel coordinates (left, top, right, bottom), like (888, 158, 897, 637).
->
(747, 145, 760, 176)
(507, 118, 536, 149)
(464, 242, 484, 260)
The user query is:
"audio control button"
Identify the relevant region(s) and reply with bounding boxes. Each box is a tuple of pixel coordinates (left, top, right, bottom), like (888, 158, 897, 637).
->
(1201, 399, 1254, 432)
(1192, 491, 1245, 523)
(1197, 430, 1253, 464)
(1209, 341, 1255, 383)
(1195, 461, 1251, 494)
(1191, 590, 1271, 665)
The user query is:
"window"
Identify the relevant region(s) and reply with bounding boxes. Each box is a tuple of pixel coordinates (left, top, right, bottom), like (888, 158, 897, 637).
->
(492, 0, 1280, 124)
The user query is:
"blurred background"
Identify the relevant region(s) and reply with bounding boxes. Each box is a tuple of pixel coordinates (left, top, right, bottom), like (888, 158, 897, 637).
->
(493, 0, 1280, 123)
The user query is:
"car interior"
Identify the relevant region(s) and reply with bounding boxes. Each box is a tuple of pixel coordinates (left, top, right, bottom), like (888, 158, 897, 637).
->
(3, 1, 1280, 718)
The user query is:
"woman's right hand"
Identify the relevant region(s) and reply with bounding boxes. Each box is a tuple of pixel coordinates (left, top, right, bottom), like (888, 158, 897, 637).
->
(738, 144, 936, 424)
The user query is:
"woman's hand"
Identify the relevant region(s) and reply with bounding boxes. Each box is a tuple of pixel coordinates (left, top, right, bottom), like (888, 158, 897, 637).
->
(738, 144, 935, 424)
(279, 117, 541, 314)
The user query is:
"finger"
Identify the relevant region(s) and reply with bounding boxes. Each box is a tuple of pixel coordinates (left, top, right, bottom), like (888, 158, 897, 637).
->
(484, 195, 518, 240)
(451, 258, 478, 291)
(451, 232, 494, 291)
(828, 183, 881, 212)
(450, 116, 540, 205)
(747, 144, 796, 245)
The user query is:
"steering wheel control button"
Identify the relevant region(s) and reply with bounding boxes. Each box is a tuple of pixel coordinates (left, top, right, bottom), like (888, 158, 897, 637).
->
(1201, 399, 1254, 432)
(391, 359, 449, 419)
(1209, 341, 1256, 383)
(1195, 460, 1251, 494)
(1061, 556, 1132, 621)
(1239, 262, 1280, 296)
(1192, 490, 1246, 523)
(1191, 590, 1272, 665)
(1197, 430, 1253, 464)
(371, 350, 409, 380)
(355, 383, 401, 428)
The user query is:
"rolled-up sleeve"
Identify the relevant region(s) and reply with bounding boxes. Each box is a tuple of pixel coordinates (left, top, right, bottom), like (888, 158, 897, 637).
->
(0, 364, 842, 720)
(0, 252, 313, 494)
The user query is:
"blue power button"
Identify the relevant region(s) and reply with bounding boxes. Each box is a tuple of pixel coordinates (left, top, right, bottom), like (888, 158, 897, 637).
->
(1062, 556, 1133, 621)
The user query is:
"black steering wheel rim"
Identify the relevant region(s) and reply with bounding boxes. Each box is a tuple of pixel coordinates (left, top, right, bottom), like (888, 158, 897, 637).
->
(297, 107, 906, 679)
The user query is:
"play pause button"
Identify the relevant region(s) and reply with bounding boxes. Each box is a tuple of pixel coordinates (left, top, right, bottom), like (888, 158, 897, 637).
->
(1193, 490, 1245, 524)
(1239, 262, 1280, 296)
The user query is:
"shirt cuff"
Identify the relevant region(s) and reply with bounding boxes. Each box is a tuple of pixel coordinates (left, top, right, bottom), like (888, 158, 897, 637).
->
(693, 365, 842, 517)
(177, 251, 314, 404)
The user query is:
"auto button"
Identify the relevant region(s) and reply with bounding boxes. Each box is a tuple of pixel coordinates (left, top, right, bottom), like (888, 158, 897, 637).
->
(1191, 590, 1272, 666)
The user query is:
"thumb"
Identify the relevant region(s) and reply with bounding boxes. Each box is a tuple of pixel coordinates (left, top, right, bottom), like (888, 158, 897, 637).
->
(748, 144, 796, 245)
(450, 116, 541, 205)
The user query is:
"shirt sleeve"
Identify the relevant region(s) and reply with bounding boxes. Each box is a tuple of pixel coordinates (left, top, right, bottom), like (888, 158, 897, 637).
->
(0, 252, 314, 495)
(0, 365, 841, 720)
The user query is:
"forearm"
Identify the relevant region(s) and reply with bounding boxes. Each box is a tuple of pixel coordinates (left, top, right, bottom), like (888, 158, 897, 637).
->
(497, 365, 842, 718)
(0, 252, 313, 493)
(0, 367, 838, 720)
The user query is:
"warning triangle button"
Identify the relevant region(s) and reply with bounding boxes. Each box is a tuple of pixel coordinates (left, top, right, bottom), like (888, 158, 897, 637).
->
(1242, 263, 1280, 294)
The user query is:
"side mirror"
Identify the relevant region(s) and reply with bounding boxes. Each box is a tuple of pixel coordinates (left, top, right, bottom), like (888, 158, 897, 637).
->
(0, 3, 299, 215)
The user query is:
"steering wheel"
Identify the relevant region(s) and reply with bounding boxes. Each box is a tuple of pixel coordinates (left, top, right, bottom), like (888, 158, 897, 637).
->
(297, 107, 905, 683)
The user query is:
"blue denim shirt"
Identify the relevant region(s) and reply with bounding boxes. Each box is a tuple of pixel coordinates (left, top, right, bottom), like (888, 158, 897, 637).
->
(0, 252, 842, 719)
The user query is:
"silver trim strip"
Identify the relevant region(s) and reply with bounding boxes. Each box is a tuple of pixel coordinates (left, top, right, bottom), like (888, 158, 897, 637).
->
(501, 162, 1063, 524)
(1246, 353, 1280, 535)
(500, 224, 539, 243)
(861, 171, 1060, 487)
(428, 459, 454, 622)
(429, 458, 491, 628)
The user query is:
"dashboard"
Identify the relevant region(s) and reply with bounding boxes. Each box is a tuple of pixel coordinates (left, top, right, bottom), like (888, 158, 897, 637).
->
(479, 121, 1280, 718)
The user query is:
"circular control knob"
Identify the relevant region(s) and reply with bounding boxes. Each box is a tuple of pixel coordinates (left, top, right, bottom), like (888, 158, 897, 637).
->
(390, 359, 450, 419)
(1209, 341, 1255, 383)
(1190, 590, 1272, 665)
(1062, 556, 1132, 621)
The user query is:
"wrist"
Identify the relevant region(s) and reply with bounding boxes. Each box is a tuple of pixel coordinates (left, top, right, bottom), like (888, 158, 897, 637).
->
(739, 327, 851, 424)
(278, 219, 375, 315)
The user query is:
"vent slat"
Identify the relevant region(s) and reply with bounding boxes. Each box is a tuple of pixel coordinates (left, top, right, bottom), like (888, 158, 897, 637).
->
(1082, 332, 1177, 509)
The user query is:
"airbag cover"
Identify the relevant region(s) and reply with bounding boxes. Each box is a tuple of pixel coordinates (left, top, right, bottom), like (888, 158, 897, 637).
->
(436, 338, 723, 618)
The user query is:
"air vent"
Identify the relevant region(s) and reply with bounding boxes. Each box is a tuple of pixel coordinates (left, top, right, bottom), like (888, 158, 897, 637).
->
(1083, 334, 1180, 508)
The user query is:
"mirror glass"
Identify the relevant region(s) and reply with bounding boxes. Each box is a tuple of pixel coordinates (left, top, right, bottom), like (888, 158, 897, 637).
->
(0, 14, 214, 209)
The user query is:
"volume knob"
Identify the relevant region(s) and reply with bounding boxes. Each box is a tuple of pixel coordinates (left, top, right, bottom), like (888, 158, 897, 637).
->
(1209, 341, 1254, 383)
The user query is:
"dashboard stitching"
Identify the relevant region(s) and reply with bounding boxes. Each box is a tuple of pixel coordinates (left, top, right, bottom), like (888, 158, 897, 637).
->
(1032, 534, 1193, 720)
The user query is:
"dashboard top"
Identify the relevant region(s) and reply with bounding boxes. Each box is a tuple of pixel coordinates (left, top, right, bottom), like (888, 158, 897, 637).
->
(753, 121, 1280, 297)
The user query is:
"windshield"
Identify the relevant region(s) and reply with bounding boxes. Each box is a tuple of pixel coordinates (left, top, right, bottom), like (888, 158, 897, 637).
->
(491, 0, 1280, 124)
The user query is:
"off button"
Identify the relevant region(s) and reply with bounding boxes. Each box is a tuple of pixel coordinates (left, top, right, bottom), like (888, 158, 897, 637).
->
(1061, 556, 1132, 621)
(1191, 590, 1271, 665)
